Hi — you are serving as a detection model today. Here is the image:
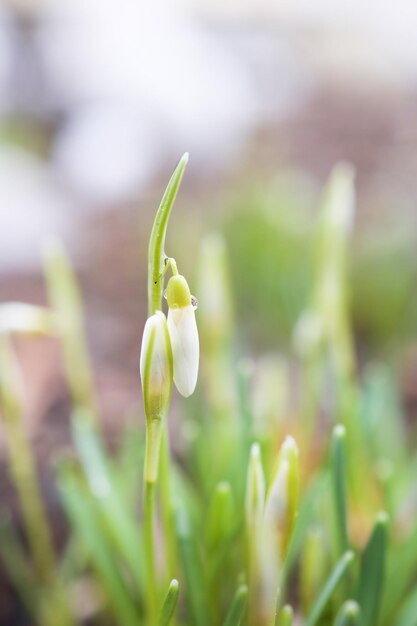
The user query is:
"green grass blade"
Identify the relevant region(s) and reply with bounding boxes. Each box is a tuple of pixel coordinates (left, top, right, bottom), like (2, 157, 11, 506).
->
(206, 481, 233, 549)
(357, 512, 389, 626)
(305, 551, 355, 626)
(331, 425, 349, 554)
(382, 520, 417, 621)
(222, 584, 248, 626)
(71, 411, 145, 591)
(158, 579, 180, 626)
(275, 471, 329, 614)
(175, 507, 210, 626)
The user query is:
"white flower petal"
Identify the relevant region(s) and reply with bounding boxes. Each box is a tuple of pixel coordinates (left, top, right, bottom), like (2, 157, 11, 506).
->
(167, 304, 199, 397)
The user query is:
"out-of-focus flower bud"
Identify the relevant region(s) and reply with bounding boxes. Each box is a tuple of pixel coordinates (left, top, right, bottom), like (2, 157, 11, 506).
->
(265, 436, 299, 556)
(0, 302, 55, 336)
(166, 274, 199, 398)
(246, 443, 265, 531)
(140, 311, 173, 422)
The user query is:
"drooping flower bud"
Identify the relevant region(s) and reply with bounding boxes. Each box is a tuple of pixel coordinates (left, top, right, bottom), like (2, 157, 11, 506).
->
(166, 274, 199, 398)
(140, 311, 173, 422)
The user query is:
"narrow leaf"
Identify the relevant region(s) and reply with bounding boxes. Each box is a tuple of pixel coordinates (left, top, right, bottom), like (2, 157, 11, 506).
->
(393, 585, 417, 626)
(57, 462, 140, 626)
(331, 424, 349, 554)
(175, 507, 210, 626)
(305, 551, 354, 626)
(158, 579, 180, 626)
(223, 584, 248, 626)
(357, 512, 389, 626)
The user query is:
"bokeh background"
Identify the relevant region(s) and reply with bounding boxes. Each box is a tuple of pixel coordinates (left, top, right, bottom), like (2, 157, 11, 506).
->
(1, 0, 417, 622)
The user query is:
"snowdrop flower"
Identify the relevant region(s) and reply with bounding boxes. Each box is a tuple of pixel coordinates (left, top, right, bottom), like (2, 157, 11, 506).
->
(166, 274, 199, 398)
(140, 310, 173, 423)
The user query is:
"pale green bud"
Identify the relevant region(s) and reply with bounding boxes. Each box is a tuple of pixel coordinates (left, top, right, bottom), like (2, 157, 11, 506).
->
(140, 311, 173, 422)
(166, 274, 192, 309)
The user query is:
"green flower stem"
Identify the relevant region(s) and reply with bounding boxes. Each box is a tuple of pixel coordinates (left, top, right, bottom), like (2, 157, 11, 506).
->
(143, 153, 188, 623)
(144, 479, 158, 625)
(144, 418, 164, 484)
(143, 415, 164, 623)
(166, 257, 179, 277)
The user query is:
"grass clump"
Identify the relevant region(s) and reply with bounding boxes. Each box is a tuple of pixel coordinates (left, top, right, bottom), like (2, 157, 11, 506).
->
(0, 155, 416, 626)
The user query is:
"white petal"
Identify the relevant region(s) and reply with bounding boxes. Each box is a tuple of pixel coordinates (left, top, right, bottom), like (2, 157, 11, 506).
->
(167, 305, 199, 397)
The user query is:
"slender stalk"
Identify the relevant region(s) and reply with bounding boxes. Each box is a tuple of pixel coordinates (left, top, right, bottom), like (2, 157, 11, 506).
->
(143, 153, 188, 623)
(144, 480, 158, 624)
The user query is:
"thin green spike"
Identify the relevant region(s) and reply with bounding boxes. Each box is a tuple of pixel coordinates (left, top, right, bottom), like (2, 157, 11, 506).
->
(305, 551, 354, 626)
(175, 507, 210, 626)
(158, 579, 180, 626)
(331, 424, 349, 554)
(222, 584, 248, 626)
(357, 512, 389, 626)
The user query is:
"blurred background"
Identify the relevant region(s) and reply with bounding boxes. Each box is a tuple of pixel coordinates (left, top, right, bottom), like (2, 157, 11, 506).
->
(1, 0, 417, 621)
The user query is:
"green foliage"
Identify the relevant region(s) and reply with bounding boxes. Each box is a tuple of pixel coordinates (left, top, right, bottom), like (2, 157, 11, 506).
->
(0, 158, 416, 626)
